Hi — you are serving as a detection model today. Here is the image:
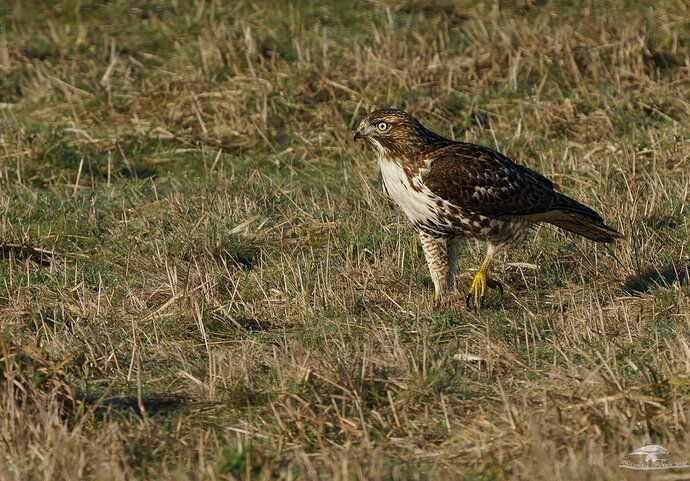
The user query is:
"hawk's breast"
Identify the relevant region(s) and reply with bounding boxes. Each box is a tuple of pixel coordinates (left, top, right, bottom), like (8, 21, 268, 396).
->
(379, 158, 455, 236)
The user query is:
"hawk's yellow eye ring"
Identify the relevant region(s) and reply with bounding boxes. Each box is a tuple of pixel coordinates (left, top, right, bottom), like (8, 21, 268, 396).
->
(377, 122, 389, 132)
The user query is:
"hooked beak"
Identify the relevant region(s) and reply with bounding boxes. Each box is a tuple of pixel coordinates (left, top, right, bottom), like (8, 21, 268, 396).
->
(353, 124, 366, 141)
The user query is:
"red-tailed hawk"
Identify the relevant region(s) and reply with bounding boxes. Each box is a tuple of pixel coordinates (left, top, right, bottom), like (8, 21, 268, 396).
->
(354, 109, 623, 307)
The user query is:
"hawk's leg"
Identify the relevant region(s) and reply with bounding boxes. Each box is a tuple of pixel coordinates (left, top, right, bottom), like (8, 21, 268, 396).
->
(466, 243, 504, 309)
(418, 232, 449, 301)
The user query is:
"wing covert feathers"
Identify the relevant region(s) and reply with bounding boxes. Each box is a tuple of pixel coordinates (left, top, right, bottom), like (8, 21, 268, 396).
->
(422, 143, 563, 217)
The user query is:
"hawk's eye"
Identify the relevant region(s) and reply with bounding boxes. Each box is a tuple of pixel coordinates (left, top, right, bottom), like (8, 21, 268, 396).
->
(377, 122, 390, 132)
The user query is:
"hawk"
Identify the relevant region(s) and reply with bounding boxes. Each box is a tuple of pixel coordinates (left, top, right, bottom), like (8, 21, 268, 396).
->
(353, 109, 623, 307)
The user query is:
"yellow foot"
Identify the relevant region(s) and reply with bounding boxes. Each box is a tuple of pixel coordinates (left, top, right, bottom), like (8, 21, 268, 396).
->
(465, 271, 504, 309)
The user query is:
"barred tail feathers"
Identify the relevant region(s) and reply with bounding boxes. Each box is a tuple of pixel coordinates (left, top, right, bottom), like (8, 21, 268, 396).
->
(546, 211, 623, 243)
(530, 194, 624, 243)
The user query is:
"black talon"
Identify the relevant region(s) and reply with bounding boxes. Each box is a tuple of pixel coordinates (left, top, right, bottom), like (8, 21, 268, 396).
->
(466, 279, 503, 310)
(488, 279, 504, 298)
(465, 292, 483, 310)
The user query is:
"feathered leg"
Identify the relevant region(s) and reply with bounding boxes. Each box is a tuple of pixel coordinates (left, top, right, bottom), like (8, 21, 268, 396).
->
(466, 243, 504, 309)
(418, 232, 449, 301)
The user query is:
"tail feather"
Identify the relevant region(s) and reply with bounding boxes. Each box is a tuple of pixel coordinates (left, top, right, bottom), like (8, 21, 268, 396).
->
(547, 211, 623, 243)
(531, 194, 624, 243)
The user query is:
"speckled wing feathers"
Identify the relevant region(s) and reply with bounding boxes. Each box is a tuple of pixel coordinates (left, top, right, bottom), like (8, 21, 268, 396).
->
(421, 143, 598, 220)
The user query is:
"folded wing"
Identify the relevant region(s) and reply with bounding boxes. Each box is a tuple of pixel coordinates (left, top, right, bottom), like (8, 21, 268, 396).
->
(421, 143, 623, 242)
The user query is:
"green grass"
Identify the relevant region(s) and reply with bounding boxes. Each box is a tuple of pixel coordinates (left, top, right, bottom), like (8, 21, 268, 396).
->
(1, 0, 689, 479)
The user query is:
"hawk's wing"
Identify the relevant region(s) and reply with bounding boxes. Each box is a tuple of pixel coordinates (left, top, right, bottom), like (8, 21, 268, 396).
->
(421, 143, 601, 219)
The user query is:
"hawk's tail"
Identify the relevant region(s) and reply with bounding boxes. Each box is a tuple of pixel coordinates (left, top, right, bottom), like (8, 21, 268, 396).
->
(534, 195, 624, 243)
(547, 211, 624, 242)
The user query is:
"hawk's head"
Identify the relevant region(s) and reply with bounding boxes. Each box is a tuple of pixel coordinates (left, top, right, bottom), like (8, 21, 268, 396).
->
(353, 109, 443, 159)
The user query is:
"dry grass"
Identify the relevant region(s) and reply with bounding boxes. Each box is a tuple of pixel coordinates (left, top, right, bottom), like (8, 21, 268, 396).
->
(0, 0, 689, 479)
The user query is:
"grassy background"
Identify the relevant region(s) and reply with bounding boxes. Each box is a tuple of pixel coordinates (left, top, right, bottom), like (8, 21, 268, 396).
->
(0, 0, 689, 479)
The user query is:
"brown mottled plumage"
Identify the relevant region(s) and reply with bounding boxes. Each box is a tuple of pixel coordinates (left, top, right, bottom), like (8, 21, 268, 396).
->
(353, 108, 623, 307)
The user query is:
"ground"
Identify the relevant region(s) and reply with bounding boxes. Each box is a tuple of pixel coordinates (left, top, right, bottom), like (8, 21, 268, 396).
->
(0, 1, 689, 480)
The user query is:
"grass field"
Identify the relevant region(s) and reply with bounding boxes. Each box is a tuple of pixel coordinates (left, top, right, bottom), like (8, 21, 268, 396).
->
(1, 0, 689, 479)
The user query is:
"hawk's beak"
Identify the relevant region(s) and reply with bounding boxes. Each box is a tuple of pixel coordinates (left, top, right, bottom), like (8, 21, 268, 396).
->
(353, 130, 363, 141)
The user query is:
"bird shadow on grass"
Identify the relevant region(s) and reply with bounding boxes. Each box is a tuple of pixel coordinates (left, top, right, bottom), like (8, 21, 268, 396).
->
(81, 392, 187, 417)
(622, 261, 689, 295)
